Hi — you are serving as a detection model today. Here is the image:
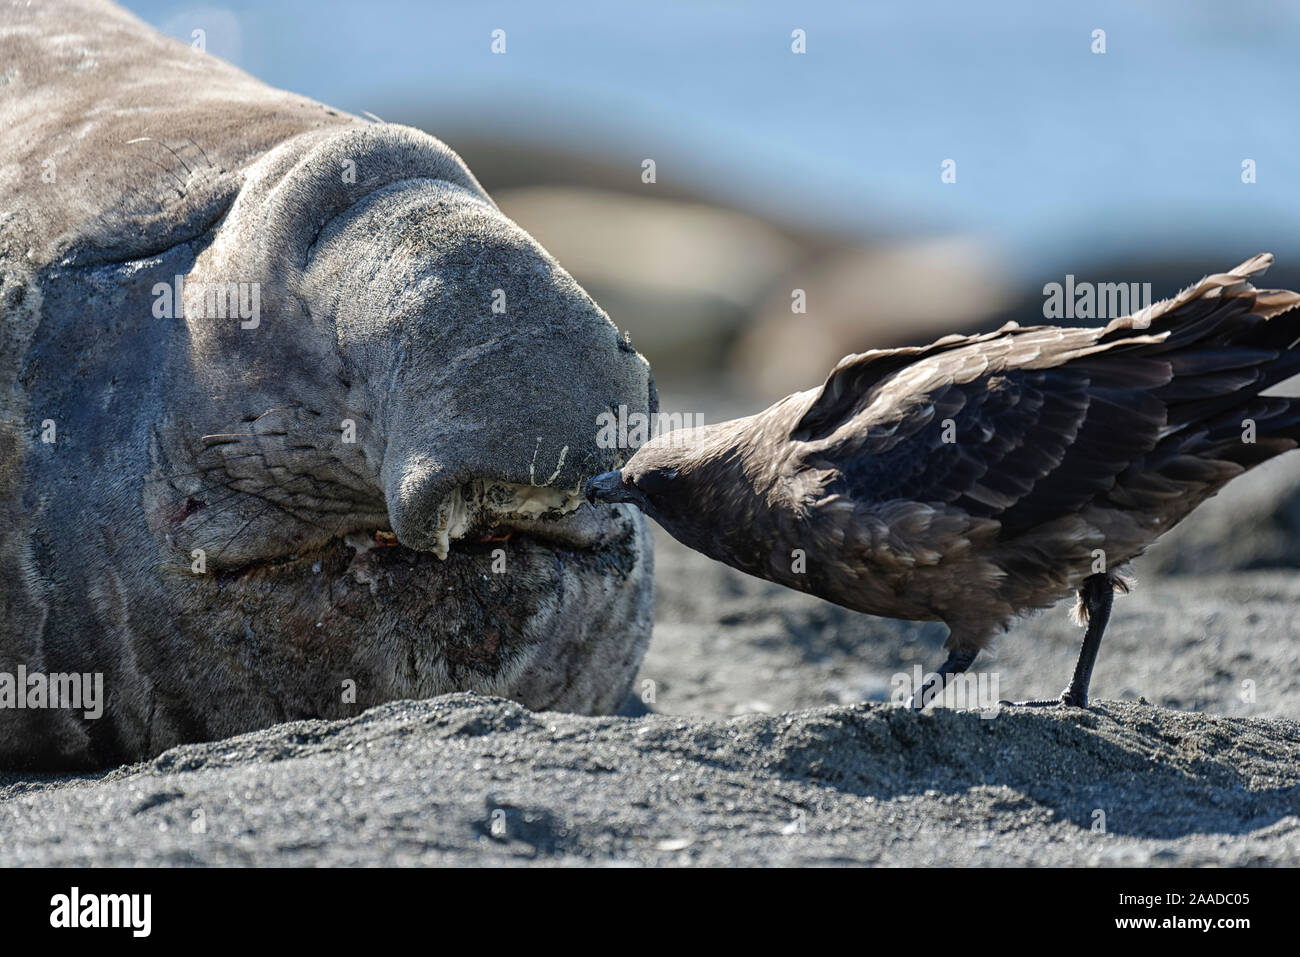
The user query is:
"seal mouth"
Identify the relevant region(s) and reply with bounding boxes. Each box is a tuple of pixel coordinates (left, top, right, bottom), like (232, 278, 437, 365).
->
(343, 495, 622, 563)
(414, 479, 590, 560)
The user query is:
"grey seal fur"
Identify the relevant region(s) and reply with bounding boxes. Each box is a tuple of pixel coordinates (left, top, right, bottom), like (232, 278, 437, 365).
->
(0, 0, 655, 767)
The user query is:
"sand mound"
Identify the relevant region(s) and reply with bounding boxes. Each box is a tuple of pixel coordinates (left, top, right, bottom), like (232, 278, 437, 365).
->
(3, 693, 1298, 866)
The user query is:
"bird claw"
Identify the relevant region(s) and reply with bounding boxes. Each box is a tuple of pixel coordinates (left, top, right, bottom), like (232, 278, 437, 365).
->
(998, 698, 1059, 708)
(998, 691, 1089, 708)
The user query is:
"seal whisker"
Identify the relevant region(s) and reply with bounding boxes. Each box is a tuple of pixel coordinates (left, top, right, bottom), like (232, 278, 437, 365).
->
(143, 452, 273, 483)
(245, 492, 343, 541)
(124, 146, 187, 196)
(162, 477, 250, 514)
(180, 485, 267, 533)
(125, 136, 195, 175)
(184, 467, 374, 541)
(199, 431, 291, 443)
(177, 136, 217, 172)
(211, 500, 277, 563)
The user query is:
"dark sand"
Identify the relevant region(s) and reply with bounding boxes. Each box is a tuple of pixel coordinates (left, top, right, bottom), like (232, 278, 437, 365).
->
(2, 691, 1298, 866)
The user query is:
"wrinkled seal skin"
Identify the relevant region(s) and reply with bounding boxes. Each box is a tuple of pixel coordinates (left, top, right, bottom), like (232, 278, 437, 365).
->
(0, 0, 655, 768)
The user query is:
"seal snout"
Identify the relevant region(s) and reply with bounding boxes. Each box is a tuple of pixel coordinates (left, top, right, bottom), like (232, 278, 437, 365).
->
(385, 451, 598, 558)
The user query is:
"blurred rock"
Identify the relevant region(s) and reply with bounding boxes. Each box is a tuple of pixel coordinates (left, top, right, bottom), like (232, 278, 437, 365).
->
(730, 238, 1015, 402)
(496, 186, 801, 377)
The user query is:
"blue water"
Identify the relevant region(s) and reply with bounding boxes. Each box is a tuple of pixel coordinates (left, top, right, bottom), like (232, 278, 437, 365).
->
(123, 0, 1300, 279)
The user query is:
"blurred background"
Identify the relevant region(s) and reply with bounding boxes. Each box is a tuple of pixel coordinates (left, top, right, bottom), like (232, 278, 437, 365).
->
(125, 0, 1300, 418)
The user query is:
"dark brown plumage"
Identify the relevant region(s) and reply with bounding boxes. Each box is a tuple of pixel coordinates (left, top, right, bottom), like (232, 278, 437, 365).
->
(587, 254, 1300, 708)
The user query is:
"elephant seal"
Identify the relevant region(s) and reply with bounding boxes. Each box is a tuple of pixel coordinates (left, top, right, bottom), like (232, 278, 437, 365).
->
(0, 0, 655, 768)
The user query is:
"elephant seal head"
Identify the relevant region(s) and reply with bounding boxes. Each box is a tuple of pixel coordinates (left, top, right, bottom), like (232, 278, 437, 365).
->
(1, 0, 661, 768)
(143, 125, 657, 749)
(4, 123, 656, 767)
